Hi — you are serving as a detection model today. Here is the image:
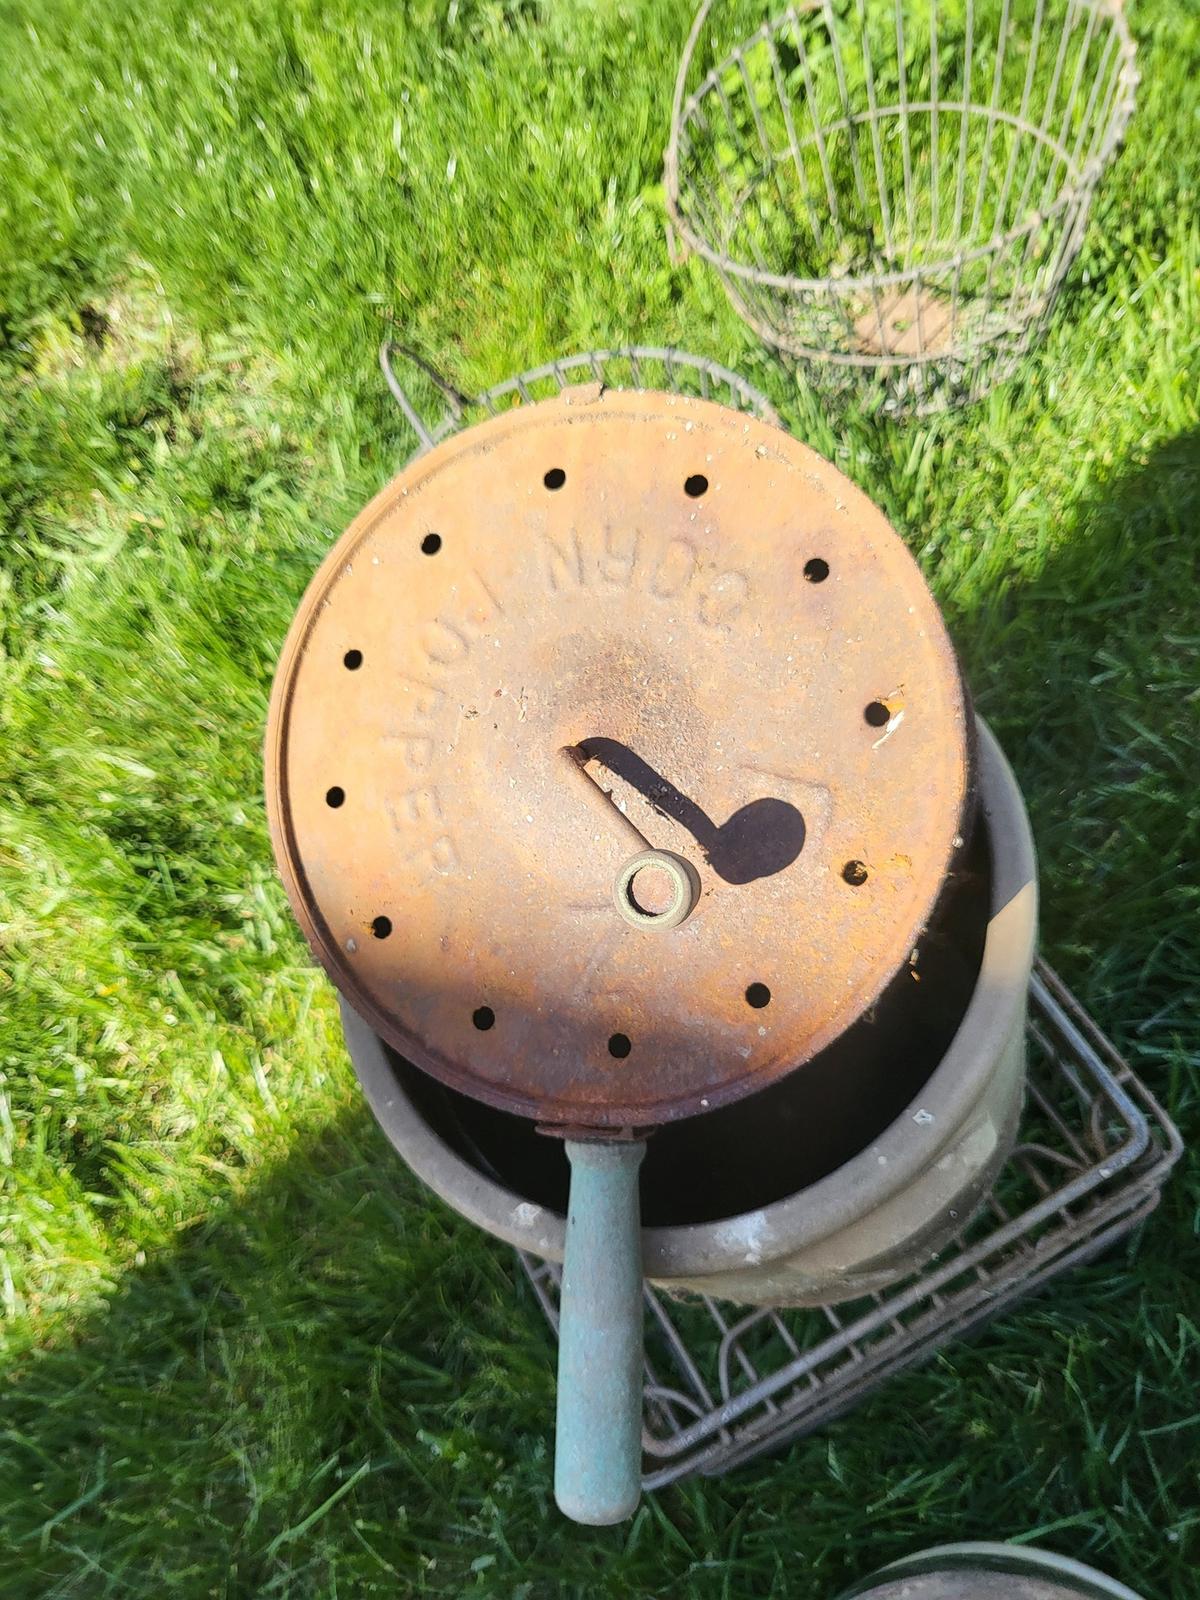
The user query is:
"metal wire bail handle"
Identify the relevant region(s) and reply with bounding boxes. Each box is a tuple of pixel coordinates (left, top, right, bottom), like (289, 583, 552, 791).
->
(379, 341, 470, 453)
(381, 341, 782, 443)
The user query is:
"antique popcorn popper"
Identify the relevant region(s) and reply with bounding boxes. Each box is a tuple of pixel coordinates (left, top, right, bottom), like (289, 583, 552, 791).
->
(264, 387, 1036, 1524)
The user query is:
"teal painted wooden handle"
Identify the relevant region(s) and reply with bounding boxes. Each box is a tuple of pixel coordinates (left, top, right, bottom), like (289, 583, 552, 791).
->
(554, 1139, 647, 1525)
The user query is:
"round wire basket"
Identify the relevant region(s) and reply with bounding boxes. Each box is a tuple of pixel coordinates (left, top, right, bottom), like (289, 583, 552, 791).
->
(666, 0, 1138, 411)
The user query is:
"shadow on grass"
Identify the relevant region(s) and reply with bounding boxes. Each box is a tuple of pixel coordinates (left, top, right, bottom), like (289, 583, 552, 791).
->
(0, 1104, 563, 1596)
(955, 425, 1200, 1063)
(2, 433, 1197, 1600)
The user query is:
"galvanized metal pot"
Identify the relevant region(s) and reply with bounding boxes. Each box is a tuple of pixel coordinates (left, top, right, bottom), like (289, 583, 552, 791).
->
(838, 1541, 1147, 1600)
(341, 717, 1036, 1308)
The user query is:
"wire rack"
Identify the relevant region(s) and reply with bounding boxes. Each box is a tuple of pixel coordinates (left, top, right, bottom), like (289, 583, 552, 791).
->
(516, 960, 1181, 1488)
(666, 0, 1138, 412)
(380, 342, 779, 456)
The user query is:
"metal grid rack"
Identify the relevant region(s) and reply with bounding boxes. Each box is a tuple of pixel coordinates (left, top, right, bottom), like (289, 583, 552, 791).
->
(517, 960, 1181, 1489)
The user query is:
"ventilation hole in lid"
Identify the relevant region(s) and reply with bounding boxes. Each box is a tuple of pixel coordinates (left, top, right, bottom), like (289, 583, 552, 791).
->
(684, 473, 708, 497)
(421, 533, 442, 555)
(842, 860, 869, 887)
(325, 786, 345, 808)
(343, 649, 363, 670)
(804, 558, 830, 583)
(473, 1006, 495, 1031)
(371, 915, 393, 938)
(543, 467, 566, 490)
(745, 982, 771, 1009)
(864, 701, 891, 727)
(608, 1032, 632, 1059)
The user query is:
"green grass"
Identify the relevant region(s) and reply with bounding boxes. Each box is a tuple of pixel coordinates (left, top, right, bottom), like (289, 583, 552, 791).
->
(0, 0, 1198, 1594)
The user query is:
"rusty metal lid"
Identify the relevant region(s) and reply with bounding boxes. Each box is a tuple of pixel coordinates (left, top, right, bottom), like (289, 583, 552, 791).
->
(265, 388, 971, 1130)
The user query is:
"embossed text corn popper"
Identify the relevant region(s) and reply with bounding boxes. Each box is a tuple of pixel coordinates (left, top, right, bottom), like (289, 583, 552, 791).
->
(264, 387, 977, 1524)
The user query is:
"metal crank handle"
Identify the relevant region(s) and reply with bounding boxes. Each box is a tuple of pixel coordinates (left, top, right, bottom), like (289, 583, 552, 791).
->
(557, 746, 701, 930)
(557, 744, 653, 854)
(554, 1139, 647, 1525)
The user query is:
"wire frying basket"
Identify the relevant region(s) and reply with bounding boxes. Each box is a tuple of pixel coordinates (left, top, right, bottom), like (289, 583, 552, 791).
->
(666, 0, 1138, 412)
(380, 341, 779, 455)
(518, 962, 1181, 1487)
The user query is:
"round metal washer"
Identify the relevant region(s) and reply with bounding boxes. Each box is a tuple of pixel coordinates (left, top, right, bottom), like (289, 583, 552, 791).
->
(613, 850, 701, 930)
(265, 388, 971, 1129)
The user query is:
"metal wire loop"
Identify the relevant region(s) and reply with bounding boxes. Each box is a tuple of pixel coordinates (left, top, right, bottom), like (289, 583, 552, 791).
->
(379, 343, 780, 456)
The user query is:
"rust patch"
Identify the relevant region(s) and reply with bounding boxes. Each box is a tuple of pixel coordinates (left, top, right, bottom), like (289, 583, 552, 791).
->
(854, 287, 956, 358)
